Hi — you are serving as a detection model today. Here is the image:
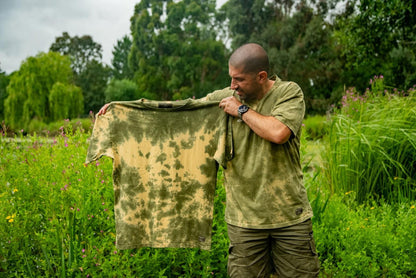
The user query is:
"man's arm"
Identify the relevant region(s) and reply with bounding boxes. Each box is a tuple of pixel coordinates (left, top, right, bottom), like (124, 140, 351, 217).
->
(219, 96, 291, 144)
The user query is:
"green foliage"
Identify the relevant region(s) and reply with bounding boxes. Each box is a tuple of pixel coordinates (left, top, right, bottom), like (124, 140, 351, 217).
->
(0, 129, 229, 277)
(129, 0, 229, 100)
(49, 82, 84, 122)
(0, 69, 10, 121)
(104, 79, 140, 102)
(315, 195, 416, 277)
(111, 35, 134, 80)
(324, 76, 416, 203)
(4, 52, 73, 129)
(76, 60, 111, 114)
(50, 32, 110, 114)
(50, 31, 103, 75)
(303, 114, 328, 140)
(334, 0, 416, 91)
(1, 124, 415, 276)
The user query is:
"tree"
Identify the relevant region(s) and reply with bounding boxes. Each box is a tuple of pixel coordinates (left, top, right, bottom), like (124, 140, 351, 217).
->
(0, 67, 10, 121)
(49, 82, 84, 122)
(76, 60, 110, 114)
(129, 0, 229, 100)
(333, 0, 416, 90)
(50, 32, 103, 75)
(111, 35, 133, 80)
(4, 52, 75, 129)
(105, 79, 142, 102)
(50, 32, 110, 114)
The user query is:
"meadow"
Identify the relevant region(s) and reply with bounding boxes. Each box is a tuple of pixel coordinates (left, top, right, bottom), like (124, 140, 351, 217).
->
(1, 78, 416, 277)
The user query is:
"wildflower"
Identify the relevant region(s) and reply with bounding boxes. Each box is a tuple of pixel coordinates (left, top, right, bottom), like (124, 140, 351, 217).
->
(411, 205, 415, 209)
(394, 177, 398, 180)
(370, 207, 375, 210)
(6, 214, 15, 223)
(12, 188, 18, 193)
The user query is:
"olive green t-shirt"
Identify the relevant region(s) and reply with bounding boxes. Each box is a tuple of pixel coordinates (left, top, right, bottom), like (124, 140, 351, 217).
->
(206, 76, 313, 229)
(85, 99, 232, 250)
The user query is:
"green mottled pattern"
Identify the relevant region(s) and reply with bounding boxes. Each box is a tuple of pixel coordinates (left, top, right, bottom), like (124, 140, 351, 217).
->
(85, 99, 232, 250)
(206, 76, 313, 229)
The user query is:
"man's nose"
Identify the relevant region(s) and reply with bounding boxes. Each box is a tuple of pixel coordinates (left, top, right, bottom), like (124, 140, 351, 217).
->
(230, 80, 238, 90)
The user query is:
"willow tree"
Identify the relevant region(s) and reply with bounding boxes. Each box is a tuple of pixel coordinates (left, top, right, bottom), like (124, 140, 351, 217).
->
(129, 0, 229, 100)
(4, 52, 80, 129)
(49, 82, 84, 122)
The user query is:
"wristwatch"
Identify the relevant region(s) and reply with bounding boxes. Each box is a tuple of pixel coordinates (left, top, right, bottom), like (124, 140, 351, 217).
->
(238, 104, 249, 120)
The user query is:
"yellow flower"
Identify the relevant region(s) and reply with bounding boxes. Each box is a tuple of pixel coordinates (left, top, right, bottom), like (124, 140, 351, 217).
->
(13, 188, 18, 193)
(6, 215, 11, 220)
(370, 207, 375, 210)
(411, 205, 415, 209)
(8, 218, 14, 223)
(394, 177, 398, 180)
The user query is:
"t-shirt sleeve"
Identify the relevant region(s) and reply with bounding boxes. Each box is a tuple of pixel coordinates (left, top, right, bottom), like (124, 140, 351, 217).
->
(271, 82, 305, 137)
(85, 109, 114, 164)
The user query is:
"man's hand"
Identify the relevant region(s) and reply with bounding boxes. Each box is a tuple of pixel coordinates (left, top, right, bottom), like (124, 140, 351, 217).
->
(220, 96, 291, 144)
(97, 103, 111, 116)
(219, 96, 242, 118)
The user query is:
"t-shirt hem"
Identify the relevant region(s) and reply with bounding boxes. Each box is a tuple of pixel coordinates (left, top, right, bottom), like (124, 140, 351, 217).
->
(225, 212, 313, 229)
(116, 241, 212, 251)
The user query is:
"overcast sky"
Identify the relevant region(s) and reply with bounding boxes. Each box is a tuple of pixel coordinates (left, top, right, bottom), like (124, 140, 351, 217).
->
(0, 0, 227, 74)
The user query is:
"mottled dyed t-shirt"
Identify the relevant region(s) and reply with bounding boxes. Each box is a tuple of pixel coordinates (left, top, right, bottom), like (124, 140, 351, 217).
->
(206, 76, 313, 229)
(85, 99, 232, 250)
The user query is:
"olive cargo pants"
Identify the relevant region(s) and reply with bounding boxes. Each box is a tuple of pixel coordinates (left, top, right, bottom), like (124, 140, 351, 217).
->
(227, 219, 320, 278)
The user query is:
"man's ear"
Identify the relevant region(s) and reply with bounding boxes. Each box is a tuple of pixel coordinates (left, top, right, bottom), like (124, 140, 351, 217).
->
(257, 71, 268, 82)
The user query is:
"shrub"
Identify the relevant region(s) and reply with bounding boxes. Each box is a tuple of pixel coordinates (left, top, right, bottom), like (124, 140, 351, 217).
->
(303, 114, 328, 140)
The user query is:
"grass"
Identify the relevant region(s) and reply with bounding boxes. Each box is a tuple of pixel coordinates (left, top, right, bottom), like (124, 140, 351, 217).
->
(325, 77, 416, 203)
(1, 78, 416, 276)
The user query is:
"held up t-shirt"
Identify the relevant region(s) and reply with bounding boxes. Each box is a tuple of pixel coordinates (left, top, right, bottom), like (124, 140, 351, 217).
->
(85, 99, 232, 250)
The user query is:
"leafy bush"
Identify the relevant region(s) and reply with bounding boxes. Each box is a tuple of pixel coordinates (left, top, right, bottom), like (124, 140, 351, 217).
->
(315, 194, 416, 277)
(303, 114, 328, 140)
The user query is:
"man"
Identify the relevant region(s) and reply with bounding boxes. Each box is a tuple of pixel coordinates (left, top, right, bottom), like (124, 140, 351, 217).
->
(98, 43, 319, 277)
(204, 43, 319, 278)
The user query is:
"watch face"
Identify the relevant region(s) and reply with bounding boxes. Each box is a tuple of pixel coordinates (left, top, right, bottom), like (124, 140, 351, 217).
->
(238, 105, 249, 114)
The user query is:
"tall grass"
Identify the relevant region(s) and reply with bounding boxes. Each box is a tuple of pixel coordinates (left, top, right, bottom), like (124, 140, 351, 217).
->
(325, 76, 416, 203)
(0, 125, 229, 277)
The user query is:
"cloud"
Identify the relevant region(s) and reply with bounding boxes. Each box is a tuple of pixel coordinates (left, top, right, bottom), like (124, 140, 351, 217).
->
(0, 0, 136, 74)
(0, 0, 228, 74)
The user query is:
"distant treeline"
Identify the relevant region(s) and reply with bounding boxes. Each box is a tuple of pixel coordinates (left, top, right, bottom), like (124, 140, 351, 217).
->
(1, 0, 415, 130)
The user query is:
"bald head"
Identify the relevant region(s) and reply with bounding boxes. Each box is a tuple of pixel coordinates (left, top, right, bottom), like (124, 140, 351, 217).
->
(229, 43, 270, 75)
